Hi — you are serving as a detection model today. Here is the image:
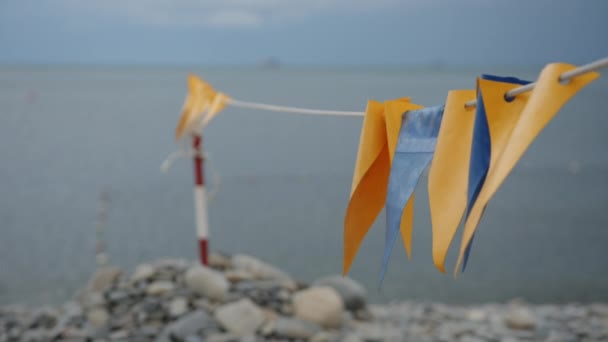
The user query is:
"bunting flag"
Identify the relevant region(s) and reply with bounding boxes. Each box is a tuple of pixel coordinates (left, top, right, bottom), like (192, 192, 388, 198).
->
(343, 98, 423, 276)
(428, 90, 476, 273)
(165, 57, 606, 277)
(381, 105, 444, 282)
(461, 75, 532, 271)
(175, 74, 229, 141)
(455, 63, 600, 274)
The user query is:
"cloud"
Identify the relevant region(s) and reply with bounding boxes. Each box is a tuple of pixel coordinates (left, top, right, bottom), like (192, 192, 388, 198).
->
(59, 0, 407, 28)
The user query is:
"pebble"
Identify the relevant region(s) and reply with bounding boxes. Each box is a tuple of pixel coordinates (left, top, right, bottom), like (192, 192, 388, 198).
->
(215, 299, 266, 336)
(164, 310, 214, 339)
(209, 252, 233, 269)
(310, 331, 340, 342)
(184, 335, 204, 342)
(85, 266, 122, 293)
(131, 264, 155, 282)
(146, 281, 175, 295)
(225, 269, 256, 282)
(2, 256, 606, 342)
(168, 297, 189, 317)
(232, 254, 291, 281)
(313, 275, 367, 311)
(207, 332, 240, 342)
(273, 317, 322, 339)
(466, 308, 487, 322)
(292, 286, 344, 328)
(109, 329, 128, 339)
(505, 306, 537, 330)
(354, 322, 403, 341)
(87, 308, 109, 328)
(185, 265, 230, 301)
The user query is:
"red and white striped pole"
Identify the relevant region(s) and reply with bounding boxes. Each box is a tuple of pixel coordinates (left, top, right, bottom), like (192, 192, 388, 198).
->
(192, 134, 209, 265)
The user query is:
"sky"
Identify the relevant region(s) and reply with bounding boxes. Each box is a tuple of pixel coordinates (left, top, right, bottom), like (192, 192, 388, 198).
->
(0, 0, 607, 66)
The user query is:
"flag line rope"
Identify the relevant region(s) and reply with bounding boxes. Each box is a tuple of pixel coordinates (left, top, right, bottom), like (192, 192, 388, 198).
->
(218, 56, 608, 114)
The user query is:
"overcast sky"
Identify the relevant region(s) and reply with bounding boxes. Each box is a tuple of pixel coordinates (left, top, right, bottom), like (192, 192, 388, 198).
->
(1, 0, 607, 66)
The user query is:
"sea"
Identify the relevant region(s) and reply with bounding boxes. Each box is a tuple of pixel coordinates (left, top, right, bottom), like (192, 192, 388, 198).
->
(1, 66, 607, 306)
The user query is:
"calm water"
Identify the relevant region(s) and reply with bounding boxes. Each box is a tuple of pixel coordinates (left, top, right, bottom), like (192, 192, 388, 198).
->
(1, 66, 607, 306)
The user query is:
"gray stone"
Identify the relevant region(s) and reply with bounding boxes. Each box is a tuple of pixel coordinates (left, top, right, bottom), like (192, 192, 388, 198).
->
(466, 308, 487, 322)
(63, 301, 83, 319)
(500, 338, 521, 342)
(107, 290, 129, 303)
(355, 322, 403, 341)
(292, 286, 344, 328)
(29, 307, 58, 329)
(239, 335, 257, 342)
(83, 292, 106, 308)
(207, 333, 240, 342)
(313, 275, 367, 311)
(185, 265, 230, 301)
(167, 297, 187, 318)
(591, 303, 608, 317)
(209, 253, 233, 269)
(184, 336, 204, 342)
(141, 324, 162, 337)
(165, 310, 213, 339)
(342, 334, 364, 342)
(563, 305, 587, 319)
(545, 330, 578, 342)
(109, 330, 129, 340)
(354, 308, 373, 321)
(87, 308, 109, 328)
(273, 317, 322, 339)
(215, 299, 266, 337)
(131, 264, 155, 282)
(21, 329, 48, 342)
(458, 336, 485, 342)
(146, 281, 175, 295)
(47, 315, 69, 339)
(63, 327, 91, 339)
(310, 331, 341, 342)
(86, 266, 122, 293)
(232, 254, 291, 281)
(225, 269, 256, 282)
(259, 319, 275, 337)
(153, 258, 189, 270)
(505, 307, 537, 330)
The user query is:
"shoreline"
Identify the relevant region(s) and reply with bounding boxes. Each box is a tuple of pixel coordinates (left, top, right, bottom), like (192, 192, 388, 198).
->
(1, 254, 607, 341)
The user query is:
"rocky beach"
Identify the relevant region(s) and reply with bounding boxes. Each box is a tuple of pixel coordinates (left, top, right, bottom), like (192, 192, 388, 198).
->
(1, 253, 607, 342)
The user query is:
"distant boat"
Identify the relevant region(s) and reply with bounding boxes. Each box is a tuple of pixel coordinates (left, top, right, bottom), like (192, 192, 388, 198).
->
(258, 57, 281, 69)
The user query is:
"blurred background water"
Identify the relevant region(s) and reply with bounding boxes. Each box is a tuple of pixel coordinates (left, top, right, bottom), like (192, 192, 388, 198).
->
(1, 66, 607, 306)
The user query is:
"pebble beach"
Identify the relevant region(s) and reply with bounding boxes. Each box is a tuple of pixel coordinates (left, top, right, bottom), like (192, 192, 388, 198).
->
(1, 253, 607, 342)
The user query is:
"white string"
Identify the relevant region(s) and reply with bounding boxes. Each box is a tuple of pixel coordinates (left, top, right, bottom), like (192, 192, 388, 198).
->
(465, 57, 608, 108)
(160, 148, 221, 202)
(228, 99, 365, 116)
(189, 56, 608, 117)
(160, 148, 195, 173)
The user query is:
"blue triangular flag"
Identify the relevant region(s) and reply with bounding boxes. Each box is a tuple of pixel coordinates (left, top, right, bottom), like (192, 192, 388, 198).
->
(381, 105, 444, 284)
(462, 75, 531, 271)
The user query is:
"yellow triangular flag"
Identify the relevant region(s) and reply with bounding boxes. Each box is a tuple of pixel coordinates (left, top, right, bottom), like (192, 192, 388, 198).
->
(428, 90, 476, 272)
(343, 98, 422, 275)
(200, 92, 230, 128)
(455, 63, 600, 274)
(175, 74, 218, 140)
